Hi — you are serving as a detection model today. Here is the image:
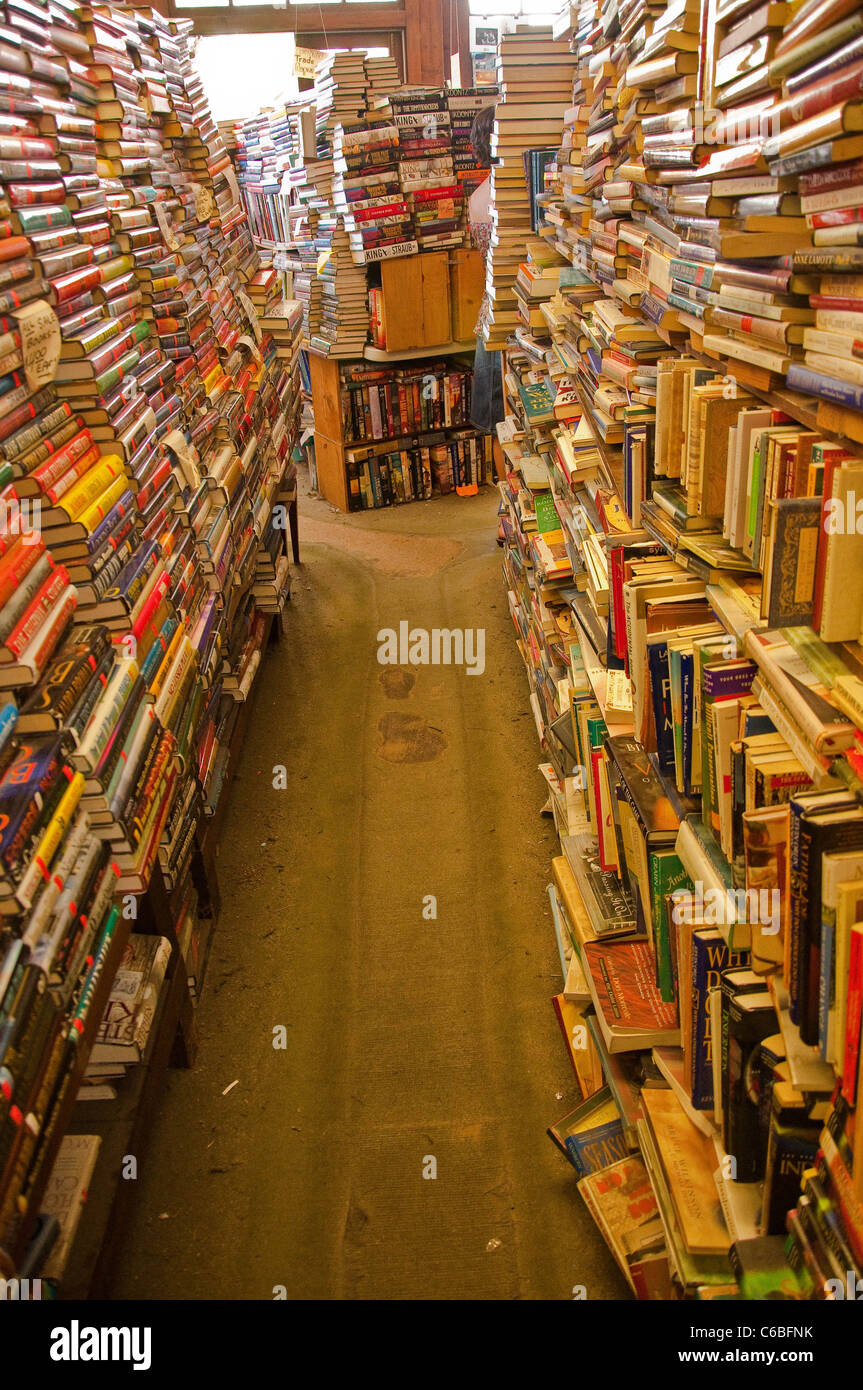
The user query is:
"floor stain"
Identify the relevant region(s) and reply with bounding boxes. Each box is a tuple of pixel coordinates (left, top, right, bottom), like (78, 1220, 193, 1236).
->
(379, 669, 415, 699)
(377, 712, 447, 763)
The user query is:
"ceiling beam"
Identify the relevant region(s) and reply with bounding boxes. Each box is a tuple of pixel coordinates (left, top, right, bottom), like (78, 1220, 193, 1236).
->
(177, 4, 408, 37)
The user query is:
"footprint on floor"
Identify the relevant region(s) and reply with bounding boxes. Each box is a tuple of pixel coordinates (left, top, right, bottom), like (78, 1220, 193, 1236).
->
(379, 668, 415, 699)
(377, 713, 447, 763)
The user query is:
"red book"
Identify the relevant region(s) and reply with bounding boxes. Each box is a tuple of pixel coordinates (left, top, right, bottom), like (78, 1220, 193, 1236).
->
(812, 444, 854, 630)
(809, 206, 863, 227)
(0, 534, 46, 610)
(842, 923, 863, 1102)
(411, 184, 461, 202)
(5, 565, 68, 659)
(51, 263, 101, 303)
(811, 293, 863, 310)
(789, 55, 863, 124)
(800, 155, 863, 197)
(43, 445, 100, 506)
(0, 234, 30, 263)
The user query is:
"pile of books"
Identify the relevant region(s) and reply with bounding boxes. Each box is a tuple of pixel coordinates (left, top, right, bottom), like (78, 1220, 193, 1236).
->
(389, 90, 462, 253)
(494, 0, 863, 1300)
(483, 29, 577, 350)
(0, 0, 303, 1281)
(233, 102, 298, 247)
(335, 115, 407, 249)
(448, 86, 498, 200)
(347, 429, 492, 508)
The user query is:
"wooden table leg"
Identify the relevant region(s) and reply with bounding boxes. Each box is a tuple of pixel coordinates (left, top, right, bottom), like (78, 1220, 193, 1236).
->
(288, 496, 300, 563)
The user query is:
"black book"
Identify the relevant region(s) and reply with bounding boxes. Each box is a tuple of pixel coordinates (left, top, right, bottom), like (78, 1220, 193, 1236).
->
(722, 984, 777, 1183)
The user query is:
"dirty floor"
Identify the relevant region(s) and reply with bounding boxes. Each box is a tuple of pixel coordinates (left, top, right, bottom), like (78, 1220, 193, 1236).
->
(108, 479, 629, 1301)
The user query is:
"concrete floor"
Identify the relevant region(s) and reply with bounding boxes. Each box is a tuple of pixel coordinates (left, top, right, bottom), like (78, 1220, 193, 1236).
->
(109, 477, 629, 1301)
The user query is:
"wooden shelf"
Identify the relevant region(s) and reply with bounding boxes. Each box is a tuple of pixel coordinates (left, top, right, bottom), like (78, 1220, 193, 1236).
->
(363, 340, 475, 363)
(692, 346, 863, 459)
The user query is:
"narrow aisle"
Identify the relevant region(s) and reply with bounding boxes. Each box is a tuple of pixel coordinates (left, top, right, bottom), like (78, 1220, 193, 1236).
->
(110, 481, 628, 1301)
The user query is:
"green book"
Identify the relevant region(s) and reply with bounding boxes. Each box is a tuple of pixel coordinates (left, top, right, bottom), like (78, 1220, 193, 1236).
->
(650, 849, 692, 1002)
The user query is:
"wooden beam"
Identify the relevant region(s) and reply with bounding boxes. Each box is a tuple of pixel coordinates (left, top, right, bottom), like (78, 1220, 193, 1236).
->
(444, 0, 470, 86)
(183, 4, 407, 38)
(403, 0, 444, 83)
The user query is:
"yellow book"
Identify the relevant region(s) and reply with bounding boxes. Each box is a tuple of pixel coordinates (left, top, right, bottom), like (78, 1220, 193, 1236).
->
(52, 455, 126, 521)
(15, 771, 86, 907)
(149, 623, 184, 702)
(78, 472, 128, 533)
(552, 854, 596, 949)
(554, 993, 605, 1098)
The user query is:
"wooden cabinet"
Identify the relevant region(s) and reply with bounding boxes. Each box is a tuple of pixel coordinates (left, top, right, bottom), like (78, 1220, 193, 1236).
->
(379, 250, 451, 351)
(449, 247, 484, 341)
(374, 247, 483, 350)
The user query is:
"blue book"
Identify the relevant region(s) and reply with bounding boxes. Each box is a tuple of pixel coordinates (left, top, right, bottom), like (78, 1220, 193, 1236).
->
(547, 1085, 627, 1176)
(681, 648, 695, 796)
(786, 363, 863, 412)
(647, 636, 675, 776)
(87, 489, 135, 556)
(0, 702, 17, 757)
(566, 1118, 628, 1175)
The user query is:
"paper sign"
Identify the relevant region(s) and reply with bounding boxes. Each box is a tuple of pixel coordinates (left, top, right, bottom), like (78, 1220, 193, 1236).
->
(225, 166, 242, 210)
(238, 333, 262, 366)
(192, 181, 217, 220)
(238, 290, 261, 344)
(163, 428, 201, 491)
(15, 298, 60, 392)
(294, 46, 326, 78)
(154, 200, 181, 251)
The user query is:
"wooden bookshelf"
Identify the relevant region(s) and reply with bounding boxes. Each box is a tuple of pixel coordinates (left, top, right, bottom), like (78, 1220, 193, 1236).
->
(310, 349, 476, 511)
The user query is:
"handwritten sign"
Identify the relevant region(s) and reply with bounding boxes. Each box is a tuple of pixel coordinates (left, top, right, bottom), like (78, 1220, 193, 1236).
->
(225, 166, 242, 209)
(294, 46, 326, 78)
(192, 181, 217, 220)
(15, 299, 60, 392)
(163, 428, 201, 490)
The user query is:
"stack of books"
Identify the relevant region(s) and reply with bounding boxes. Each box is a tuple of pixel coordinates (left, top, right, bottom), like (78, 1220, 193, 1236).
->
(448, 86, 499, 200)
(483, 29, 577, 349)
(493, 0, 863, 1300)
(390, 90, 461, 253)
(0, 0, 304, 1280)
(233, 103, 297, 246)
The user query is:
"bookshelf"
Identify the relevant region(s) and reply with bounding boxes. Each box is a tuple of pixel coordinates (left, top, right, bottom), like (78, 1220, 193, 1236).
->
(310, 349, 490, 511)
(491, 7, 863, 1299)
